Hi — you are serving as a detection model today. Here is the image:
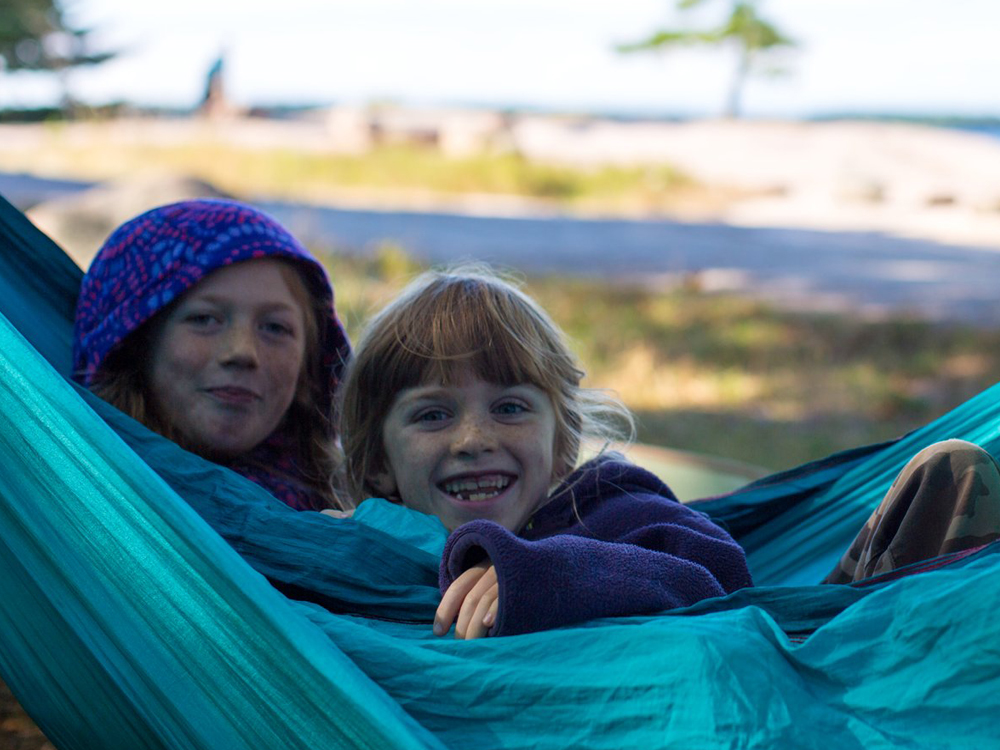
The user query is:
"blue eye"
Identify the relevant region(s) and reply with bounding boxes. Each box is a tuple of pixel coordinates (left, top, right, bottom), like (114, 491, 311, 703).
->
(495, 401, 527, 416)
(415, 408, 449, 423)
(184, 312, 219, 327)
(262, 321, 294, 336)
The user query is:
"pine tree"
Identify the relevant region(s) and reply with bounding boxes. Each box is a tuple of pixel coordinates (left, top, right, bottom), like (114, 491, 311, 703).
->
(618, 0, 795, 118)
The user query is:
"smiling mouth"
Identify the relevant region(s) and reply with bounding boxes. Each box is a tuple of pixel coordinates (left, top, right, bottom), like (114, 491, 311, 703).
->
(440, 475, 512, 502)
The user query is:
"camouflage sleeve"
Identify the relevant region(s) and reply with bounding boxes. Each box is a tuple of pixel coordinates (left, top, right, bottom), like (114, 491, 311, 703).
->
(823, 439, 1000, 584)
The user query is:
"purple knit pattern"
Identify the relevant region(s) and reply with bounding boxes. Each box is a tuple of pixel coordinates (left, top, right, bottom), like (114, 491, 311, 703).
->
(73, 199, 351, 510)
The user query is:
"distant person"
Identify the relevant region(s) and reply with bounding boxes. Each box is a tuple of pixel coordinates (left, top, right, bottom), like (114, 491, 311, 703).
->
(73, 199, 352, 511)
(199, 54, 231, 118)
(338, 268, 753, 638)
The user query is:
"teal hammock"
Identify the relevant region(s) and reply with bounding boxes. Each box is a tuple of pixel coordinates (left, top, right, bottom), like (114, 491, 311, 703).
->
(1, 193, 998, 749)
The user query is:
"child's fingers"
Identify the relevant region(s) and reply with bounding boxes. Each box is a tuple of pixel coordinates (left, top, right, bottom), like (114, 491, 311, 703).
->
(455, 567, 498, 639)
(482, 597, 499, 628)
(435, 567, 481, 635)
(434, 563, 490, 636)
(455, 568, 496, 637)
(463, 583, 499, 640)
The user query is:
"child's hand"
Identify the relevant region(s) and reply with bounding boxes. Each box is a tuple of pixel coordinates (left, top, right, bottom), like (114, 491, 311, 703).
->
(434, 561, 499, 640)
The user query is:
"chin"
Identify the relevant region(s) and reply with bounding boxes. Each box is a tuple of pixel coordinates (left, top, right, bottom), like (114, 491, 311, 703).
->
(188, 432, 260, 462)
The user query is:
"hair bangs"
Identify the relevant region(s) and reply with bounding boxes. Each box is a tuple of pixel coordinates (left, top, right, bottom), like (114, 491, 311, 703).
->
(391, 273, 566, 392)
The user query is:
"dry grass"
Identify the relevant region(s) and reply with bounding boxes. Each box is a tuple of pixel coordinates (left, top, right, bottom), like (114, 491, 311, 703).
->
(0, 122, 701, 214)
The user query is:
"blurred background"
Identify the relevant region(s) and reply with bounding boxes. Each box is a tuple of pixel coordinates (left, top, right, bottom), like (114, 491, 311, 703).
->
(4, 0, 1000, 489)
(2, 3, 1000, 744)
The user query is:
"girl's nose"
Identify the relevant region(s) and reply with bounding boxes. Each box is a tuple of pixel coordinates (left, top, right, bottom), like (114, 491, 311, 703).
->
(451, 415, 497, 457)
(219, 322, 259, 368)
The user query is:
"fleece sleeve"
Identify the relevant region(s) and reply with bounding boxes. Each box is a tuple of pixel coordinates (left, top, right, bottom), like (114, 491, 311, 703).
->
(439, 465, 752, 636)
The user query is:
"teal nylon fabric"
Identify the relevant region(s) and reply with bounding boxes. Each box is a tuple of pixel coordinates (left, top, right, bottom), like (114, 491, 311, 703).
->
(0, 306, 441, 750)
(1, 192, 998, 748)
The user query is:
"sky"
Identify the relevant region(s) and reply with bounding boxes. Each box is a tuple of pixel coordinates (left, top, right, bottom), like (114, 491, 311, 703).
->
(5, 0, 1000, 118)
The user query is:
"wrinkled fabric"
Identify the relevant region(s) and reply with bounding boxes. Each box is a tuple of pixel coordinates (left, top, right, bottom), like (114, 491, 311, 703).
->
(0, 309, 437, 750)
(72, 198, 351, 510)
(2, 192, 1000, 749)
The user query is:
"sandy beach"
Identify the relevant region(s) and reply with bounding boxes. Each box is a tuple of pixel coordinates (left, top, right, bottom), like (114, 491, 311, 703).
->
(510, 117, 1000, 249)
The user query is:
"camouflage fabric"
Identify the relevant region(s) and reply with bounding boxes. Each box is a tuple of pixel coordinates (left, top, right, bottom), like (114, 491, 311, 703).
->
(823, 439, 1000, 584)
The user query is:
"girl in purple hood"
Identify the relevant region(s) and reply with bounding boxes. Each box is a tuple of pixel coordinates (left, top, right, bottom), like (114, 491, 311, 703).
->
(73, 199, 351, 511)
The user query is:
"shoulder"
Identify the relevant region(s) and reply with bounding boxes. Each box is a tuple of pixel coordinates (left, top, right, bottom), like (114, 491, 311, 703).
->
(556, 453, 678, 502)
(525, 454, 680, 538)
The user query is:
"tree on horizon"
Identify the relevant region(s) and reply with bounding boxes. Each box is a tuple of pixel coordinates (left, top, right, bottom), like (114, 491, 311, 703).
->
(618, 0, 796, 119)
(0, 0, 114, 113)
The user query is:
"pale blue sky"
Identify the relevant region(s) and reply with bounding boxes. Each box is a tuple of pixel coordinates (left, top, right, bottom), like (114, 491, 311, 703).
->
(6, 0, 1000, 117)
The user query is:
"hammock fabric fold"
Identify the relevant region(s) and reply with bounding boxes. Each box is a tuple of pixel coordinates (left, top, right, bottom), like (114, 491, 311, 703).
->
(0, 193, 997, 749)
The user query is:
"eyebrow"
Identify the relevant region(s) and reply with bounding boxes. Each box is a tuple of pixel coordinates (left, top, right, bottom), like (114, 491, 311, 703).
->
(398, 382, 543, 403)
(394, 387, 451, 405)
(184, 294, 300, 313)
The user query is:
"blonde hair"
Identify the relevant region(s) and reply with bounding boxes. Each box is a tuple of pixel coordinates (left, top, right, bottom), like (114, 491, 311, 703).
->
(90, 261, 343, 509)
(338, 266, 633, 503)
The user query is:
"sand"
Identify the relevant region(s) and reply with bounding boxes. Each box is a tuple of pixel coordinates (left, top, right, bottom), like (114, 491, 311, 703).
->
(511, 117, 1000, 249)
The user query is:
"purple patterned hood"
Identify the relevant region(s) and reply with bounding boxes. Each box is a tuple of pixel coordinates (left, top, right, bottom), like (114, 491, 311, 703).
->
(73, 198, 351, 510)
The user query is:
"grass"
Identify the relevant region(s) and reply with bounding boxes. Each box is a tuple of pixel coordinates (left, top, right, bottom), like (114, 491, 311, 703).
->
(324, 246, 1000, 473)
(0, 123, 700, 213)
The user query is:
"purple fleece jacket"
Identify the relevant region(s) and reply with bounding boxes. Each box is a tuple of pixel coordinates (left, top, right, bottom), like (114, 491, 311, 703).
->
(440, 456, 753, 636)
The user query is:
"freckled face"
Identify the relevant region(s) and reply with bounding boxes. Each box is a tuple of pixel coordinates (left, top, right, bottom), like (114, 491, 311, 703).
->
(146, 259, 307, 459)
(375, 365, 559, 532)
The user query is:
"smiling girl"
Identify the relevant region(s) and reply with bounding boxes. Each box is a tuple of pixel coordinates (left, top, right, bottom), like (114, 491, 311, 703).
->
(74, 199, 352, 511)
(338, 268, 753, 638)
